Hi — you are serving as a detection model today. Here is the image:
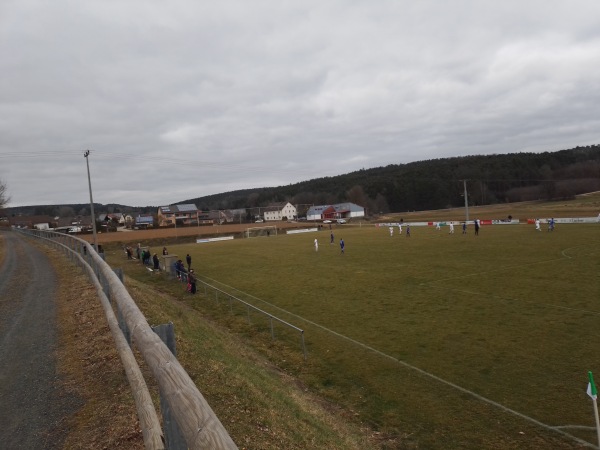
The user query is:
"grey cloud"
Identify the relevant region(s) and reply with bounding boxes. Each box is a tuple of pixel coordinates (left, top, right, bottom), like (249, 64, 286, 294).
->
(1, 1, 600, 206)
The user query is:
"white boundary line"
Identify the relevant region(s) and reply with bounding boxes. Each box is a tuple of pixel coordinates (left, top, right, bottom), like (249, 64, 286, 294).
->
(199, 273, 597, 448)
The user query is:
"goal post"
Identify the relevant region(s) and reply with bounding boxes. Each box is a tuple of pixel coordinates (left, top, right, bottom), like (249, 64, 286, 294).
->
(245, 225, 277, 238)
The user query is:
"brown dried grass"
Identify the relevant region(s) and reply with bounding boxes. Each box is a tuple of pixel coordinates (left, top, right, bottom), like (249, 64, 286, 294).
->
(49, 249, 145, 449)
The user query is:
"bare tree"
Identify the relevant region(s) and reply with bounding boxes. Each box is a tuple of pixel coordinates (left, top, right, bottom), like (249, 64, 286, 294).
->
(58, 206, 76, 217)
(346, 185, 368, 207)
(374, 193, 390, 214)
(0, 179, 10, 209)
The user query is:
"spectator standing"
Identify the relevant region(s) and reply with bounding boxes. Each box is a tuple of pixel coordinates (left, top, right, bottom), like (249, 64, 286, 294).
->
(153, 253, 160, 270)
(186, 253, 192, 270)
(162, 247, 168, 255)
(188, 269, 197, 294)
(175, 259, 183, 280)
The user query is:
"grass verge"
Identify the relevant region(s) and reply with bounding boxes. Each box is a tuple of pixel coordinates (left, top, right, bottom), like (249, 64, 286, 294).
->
(125, 276, 380, 449)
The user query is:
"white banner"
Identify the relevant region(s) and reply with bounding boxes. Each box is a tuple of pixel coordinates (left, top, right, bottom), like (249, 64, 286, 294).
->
(196, 236, 234, 243)
(287, 227, 319, 234)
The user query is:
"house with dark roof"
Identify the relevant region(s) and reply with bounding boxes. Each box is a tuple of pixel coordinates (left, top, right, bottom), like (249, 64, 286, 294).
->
(197, 210, 234, 225)
(135, 214, 155, 229)
(157, 204, 199, 227)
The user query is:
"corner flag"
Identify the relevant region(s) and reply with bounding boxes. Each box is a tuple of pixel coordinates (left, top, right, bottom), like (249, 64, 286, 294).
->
(588, 371, 598, 400)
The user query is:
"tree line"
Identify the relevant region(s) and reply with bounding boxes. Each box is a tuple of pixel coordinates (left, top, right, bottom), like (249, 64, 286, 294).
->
(184, 145, 600, 214)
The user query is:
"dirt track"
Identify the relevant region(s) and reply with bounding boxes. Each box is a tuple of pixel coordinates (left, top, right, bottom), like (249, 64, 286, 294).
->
(0, 231, 80, 449)
(79, 221, 317, 245)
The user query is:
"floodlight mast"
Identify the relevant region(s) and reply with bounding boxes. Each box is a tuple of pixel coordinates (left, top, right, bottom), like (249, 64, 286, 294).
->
(462, 179, 469, 222)
(84, 150, 99, 253)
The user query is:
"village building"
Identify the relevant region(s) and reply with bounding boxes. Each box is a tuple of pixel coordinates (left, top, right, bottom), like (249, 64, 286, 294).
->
(7, 215, 58, 230)
(197, 210, 234, 225)
(157, 204, 199, 227)
(263, 202, 297, 222)
(306, 202, 365, 221)
(135, 214, 155, 229)
(102, 213, 125, 226)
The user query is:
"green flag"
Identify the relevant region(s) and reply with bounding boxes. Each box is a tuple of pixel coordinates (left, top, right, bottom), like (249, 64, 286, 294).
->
(588, 371, 598, 400)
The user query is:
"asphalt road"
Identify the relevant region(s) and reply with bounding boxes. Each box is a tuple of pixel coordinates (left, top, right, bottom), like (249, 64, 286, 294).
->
(0, 231, 80, 449)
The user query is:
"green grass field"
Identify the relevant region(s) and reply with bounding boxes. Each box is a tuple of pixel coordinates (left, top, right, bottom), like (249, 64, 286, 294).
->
(110, 221, 600, 448)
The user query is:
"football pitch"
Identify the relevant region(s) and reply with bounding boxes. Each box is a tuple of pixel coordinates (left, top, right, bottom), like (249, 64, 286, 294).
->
(170, 223, 600, 447)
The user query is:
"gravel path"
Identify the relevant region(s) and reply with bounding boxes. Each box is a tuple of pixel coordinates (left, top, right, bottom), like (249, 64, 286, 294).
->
(0, 231, 81, 449)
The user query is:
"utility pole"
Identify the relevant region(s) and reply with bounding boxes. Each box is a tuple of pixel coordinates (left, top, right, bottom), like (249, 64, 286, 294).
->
(84, 150, 99, 252)
(463, 179, 469, 222)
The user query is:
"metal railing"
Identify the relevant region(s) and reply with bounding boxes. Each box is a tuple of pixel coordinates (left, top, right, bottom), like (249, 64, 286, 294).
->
(175, 269, 307, 360)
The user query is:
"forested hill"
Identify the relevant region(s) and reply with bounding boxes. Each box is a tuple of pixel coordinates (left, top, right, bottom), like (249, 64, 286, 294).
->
(185, 145, 600, 214)
(5, 145, 599, 218)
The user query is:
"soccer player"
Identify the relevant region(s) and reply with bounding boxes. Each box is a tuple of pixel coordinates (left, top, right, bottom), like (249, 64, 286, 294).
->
(449, 222, 454, 234)
(389, 226, 394, 237)
(462, 222, 467, 234)
(340, 238, 345, 254)
(398, 223, 402, 234)
(314, 238, 319, 252)
(406, 225, 411, 237)
(535, 219, 541, 231)
(435, 222, 441, 231)
(330, 231, 334, 244)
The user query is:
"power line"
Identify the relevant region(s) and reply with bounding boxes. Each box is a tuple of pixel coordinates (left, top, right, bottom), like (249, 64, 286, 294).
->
(0, 149, 312, 175)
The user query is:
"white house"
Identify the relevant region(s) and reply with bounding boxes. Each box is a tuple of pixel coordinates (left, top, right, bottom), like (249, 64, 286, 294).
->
(263, 202, 297, 222)
(306, 202, 365, 221)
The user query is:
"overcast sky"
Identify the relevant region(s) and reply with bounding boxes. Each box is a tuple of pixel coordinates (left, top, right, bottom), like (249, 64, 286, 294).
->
(1, 1, 599, 208)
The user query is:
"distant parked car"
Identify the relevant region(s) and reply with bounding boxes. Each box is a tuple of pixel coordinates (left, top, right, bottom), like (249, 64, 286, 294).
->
(323, 220, 332, 224)
(337, 219, 347, 224)
(255, 219, 264, 223)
